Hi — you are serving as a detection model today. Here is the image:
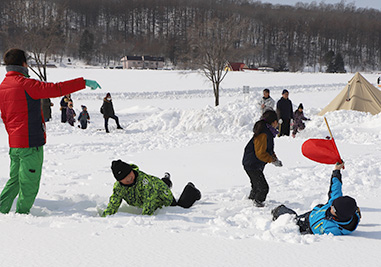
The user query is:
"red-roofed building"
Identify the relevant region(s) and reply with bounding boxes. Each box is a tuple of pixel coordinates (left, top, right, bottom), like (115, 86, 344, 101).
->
(226, 62, 248, 71)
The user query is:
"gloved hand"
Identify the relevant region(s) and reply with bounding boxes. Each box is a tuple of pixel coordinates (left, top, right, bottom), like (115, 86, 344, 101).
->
(85, 79, 101, 90)
(278, 118, 283, 124)
(334, 162, 344, 170)
(272, 159, 283, 167)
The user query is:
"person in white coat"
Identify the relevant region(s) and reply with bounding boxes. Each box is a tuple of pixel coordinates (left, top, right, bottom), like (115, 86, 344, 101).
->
(258, 88, 275, 114)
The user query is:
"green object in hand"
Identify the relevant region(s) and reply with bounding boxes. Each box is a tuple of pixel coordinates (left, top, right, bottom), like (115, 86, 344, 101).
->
(85, 79, 101, 90)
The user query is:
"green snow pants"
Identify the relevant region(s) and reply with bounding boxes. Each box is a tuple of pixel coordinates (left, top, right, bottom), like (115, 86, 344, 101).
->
(0, 146, 44, 214)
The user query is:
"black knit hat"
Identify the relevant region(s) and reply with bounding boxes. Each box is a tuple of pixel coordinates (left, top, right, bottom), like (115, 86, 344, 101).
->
(298, 103, 304, 109)
(261, 110, 278, 124)
(332, 196, 357, 221)
(282, 89, 289, 95)
(111, 160, 132, 181)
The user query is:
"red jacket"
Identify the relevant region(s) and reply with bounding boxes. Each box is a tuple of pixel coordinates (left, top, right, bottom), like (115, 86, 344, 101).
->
(0, 71, 86, 148)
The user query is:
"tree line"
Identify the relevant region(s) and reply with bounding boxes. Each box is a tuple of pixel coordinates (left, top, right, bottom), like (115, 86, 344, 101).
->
(0, 0, 380, 72)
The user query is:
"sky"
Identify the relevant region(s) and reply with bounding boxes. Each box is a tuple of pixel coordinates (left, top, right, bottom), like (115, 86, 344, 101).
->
(261, 0, 380, 10)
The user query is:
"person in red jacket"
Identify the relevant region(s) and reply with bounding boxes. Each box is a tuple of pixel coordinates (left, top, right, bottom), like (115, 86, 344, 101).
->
(0, 48, 101, 214)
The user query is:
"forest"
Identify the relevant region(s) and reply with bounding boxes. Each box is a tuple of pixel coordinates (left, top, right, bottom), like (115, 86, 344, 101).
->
(0, 0, 380, 72)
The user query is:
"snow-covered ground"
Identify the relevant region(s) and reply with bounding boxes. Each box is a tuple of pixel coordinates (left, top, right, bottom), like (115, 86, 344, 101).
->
(0, 68, 380, 267)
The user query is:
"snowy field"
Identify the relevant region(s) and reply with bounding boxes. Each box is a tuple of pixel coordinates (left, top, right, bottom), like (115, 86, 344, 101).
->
(0, 68, 380, 267)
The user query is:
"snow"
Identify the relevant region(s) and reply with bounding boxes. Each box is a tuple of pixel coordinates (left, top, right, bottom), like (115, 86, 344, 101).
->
(0, 68, 380, 266)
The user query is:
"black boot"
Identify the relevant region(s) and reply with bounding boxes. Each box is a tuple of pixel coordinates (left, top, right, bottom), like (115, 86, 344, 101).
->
(253, 199, 265, 208)
(271, 205, 297, 221)
(161, 172, 172, 189)
(177, 182, 201, 208)
(248, 189, 255, 200)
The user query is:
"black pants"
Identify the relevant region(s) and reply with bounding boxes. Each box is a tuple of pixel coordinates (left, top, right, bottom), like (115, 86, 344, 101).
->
(245, 168, 269, 202)
(80, 120, 88, 129)
(104, 115, 121, 132)
(61, 108, 67, 123)
(279, 118, 291, 136)
(272, 205, 312, 234)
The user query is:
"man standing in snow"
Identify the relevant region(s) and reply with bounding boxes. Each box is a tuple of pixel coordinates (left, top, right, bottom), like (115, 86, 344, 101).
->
(102, 160, 201, 216)
(276, 89, 293, 136)
(0, 48, 101, 214)
(258, 88, 275, 114)
(272, 163, 361, 235)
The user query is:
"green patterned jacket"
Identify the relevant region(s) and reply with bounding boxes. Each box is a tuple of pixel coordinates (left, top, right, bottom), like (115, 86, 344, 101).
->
(102, 164, 174, 216)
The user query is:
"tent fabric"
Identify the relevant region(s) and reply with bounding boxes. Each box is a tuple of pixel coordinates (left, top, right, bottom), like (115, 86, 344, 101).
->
(319, 72, 381, 115)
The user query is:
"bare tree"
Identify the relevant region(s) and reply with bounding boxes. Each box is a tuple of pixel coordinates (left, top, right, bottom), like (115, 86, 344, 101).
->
(189, 17, 244, 106)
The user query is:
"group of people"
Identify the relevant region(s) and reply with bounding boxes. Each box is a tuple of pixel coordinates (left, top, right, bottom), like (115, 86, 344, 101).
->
(258, 88, 310, 138)
(60, 94, 91, 129)
(0, 48, 359, 237)
(0, 48, 201, 220)
(242, 108, 360, 235)
(57, 89, 123, 132)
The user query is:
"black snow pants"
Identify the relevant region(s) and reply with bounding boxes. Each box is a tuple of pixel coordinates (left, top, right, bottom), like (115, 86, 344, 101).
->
(245, 168, 269, 203)
(279, 118, 291, 136)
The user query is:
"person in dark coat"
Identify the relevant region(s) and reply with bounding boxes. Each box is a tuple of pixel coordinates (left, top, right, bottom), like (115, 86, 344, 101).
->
(41, 98, 53, 122)
(78, 105, 90, 129)
(272, 163, 361, 235)
(60, 94, 72, 123)
(292, 103, 310, 138)
(242, 110, 283, 207)
(276, 89, 293, 137)
(102, 92, 123, 133)
(66, 101, 76, 126)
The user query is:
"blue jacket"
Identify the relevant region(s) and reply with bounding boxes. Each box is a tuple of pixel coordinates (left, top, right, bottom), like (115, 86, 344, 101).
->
(309, 170, 360, 235)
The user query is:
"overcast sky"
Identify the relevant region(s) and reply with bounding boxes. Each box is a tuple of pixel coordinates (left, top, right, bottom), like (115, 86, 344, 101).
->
(260, 0, 380, 10)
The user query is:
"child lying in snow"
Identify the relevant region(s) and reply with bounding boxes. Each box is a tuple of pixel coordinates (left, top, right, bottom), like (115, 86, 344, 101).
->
(272, 163, 361, 235)
(102, 160, 201, 216)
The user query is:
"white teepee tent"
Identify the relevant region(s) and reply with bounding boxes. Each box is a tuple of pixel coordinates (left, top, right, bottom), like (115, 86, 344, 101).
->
(319, 72, 381, 115)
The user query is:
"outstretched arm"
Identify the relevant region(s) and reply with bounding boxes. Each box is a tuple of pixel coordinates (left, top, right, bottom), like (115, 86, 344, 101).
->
(327, 163, 344, 204)
(102, 186, 123, 217)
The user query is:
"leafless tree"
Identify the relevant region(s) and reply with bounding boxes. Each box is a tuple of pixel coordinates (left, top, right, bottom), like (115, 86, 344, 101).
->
(189, 17, 246, 106)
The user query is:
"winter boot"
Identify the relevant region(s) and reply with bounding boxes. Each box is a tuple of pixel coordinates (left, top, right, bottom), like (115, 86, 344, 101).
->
(177, 182, 201, 208)
(253, 199, 265, 208)
(271, 204, 297, 221)
(161, 172, 172, 189)
(248, 189, 255, 200)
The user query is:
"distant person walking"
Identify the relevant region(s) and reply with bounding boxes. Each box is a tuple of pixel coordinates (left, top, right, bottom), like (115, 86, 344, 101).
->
(78, 105, 90, 129)
(242, 110, 283, 207)
(276, 89, 293, 136)
(101, 92, 123, 133)
(258, 88, 275, 114)
(60, 94, 72, 123)
(0, 48, 101, 214)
